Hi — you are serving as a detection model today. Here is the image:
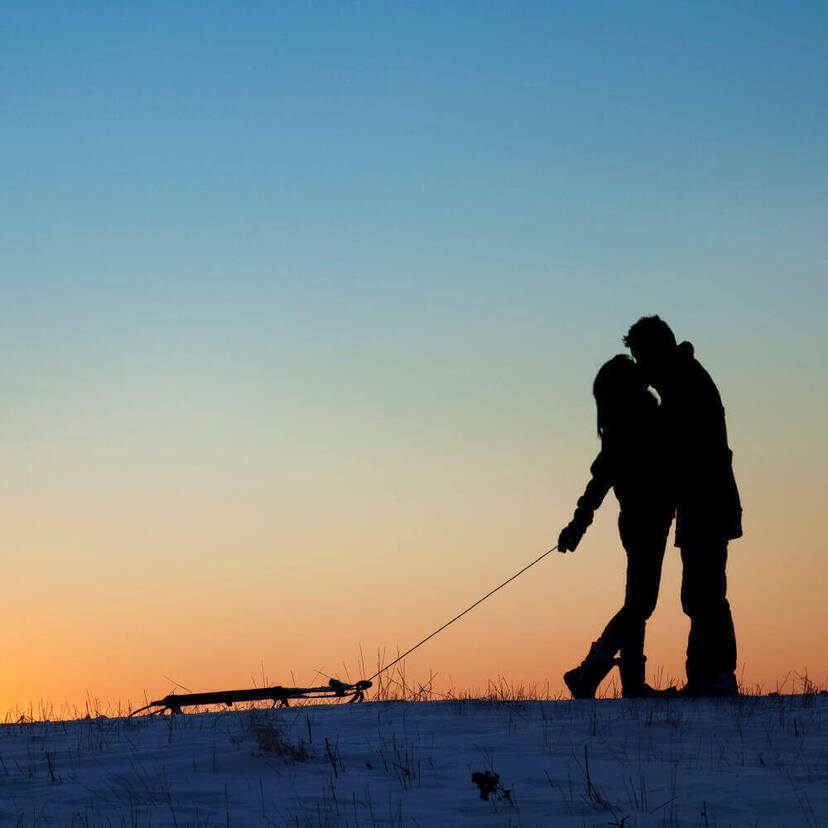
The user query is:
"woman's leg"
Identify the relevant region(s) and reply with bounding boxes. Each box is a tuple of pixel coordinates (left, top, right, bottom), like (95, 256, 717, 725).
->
(564, 523, 661, 699)
(616, 509, 670, 695)
(564, 507, 671, 699)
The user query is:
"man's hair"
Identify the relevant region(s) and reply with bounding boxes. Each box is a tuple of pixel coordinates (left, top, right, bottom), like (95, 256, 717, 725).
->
(623, 315, 677, 351)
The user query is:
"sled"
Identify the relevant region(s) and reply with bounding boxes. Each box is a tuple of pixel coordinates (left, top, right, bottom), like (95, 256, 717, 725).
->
(130, 678, 372, 716)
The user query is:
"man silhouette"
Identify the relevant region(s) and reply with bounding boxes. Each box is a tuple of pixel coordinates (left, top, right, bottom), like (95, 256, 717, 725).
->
(624, 316, 742, 697)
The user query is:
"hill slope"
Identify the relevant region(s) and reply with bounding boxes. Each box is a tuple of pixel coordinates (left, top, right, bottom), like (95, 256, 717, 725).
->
(2, 693, 826, 826)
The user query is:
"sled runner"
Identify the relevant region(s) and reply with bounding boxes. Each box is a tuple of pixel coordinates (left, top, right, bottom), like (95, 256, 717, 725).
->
(130, 678, 372, 716)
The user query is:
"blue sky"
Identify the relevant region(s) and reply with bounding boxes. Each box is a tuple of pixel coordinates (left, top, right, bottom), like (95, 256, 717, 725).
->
(2, 0, 826, 492)
(4, 1, 825, 423)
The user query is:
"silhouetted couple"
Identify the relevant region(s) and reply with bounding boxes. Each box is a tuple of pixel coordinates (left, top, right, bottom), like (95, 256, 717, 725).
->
(559, 316, 742, 698)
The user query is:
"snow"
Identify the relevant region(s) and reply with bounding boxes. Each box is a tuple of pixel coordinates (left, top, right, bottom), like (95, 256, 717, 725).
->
(2, 693, 826, 826)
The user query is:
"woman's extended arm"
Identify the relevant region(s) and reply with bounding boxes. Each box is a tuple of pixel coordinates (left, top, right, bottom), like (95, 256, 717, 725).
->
(558, 452, 613, 552)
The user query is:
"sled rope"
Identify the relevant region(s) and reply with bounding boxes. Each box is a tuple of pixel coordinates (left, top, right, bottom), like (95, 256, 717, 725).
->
(131, 545, 559, 715)
(366, 545, 560, 683)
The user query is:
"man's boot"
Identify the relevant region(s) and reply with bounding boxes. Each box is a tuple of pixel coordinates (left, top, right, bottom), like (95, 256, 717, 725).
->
(679, 672, 739, 698)
(564, 641, 616, 699)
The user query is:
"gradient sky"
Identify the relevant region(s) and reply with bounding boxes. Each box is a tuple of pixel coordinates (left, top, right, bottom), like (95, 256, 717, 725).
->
(2, 1, 826, 712)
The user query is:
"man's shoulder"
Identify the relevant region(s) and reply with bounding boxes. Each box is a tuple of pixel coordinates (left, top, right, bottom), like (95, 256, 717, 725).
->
(676, 342, 722, 403)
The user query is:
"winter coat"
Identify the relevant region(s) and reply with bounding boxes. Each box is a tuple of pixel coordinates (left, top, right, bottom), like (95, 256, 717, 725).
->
(571, 391, 675, 543)
(657, 341, 742, 546)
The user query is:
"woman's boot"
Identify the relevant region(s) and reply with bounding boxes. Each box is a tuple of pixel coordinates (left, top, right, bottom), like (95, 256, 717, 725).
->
(619, 653, 676, 698)
(619, 653, 649, 697)
(564, 641, 616, 699)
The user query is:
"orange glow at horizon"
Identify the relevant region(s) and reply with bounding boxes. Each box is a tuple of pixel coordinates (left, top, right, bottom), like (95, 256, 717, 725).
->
(3, 437, 826, 717)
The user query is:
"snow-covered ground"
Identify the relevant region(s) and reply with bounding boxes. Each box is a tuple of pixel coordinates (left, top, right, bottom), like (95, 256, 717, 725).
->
(2, 693, 826, 826)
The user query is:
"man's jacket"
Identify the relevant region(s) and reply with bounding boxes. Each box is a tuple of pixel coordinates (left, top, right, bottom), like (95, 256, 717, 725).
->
(659, 341, 742, 546)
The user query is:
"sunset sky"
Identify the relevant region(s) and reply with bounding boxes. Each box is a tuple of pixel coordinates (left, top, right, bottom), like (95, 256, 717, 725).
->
(2, 1, 826, 712)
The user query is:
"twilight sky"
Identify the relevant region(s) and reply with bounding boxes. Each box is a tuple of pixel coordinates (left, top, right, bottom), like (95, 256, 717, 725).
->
(2, 1, 826, 711)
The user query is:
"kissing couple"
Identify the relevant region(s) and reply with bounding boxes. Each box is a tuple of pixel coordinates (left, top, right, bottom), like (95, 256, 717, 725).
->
(559, 316, 742, 699)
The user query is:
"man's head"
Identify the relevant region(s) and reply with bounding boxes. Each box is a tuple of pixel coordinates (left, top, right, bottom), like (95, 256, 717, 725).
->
(623, 315, 677, 384)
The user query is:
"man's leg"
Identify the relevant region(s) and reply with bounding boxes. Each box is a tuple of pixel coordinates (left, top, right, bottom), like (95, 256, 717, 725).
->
(680, 539, 737, 690)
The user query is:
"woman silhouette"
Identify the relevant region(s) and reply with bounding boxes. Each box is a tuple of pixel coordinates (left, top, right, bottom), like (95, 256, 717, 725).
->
(558, 354, 675, 698)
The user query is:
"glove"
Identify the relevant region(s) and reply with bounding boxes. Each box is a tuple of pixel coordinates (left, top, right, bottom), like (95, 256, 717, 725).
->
(558, 520, 587, 553)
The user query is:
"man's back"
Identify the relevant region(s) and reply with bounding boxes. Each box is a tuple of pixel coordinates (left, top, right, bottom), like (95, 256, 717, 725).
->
(659, 341, 742, 545)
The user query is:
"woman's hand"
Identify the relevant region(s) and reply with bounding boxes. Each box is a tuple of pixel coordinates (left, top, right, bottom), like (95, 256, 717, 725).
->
(558, 521, 587, 553)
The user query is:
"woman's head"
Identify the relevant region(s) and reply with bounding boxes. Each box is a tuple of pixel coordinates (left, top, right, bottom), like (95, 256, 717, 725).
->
(593, 354, 650, 436)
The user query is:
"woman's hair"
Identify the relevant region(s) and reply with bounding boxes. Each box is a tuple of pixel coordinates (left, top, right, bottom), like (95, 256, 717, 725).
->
(593, 354, 650, 437)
